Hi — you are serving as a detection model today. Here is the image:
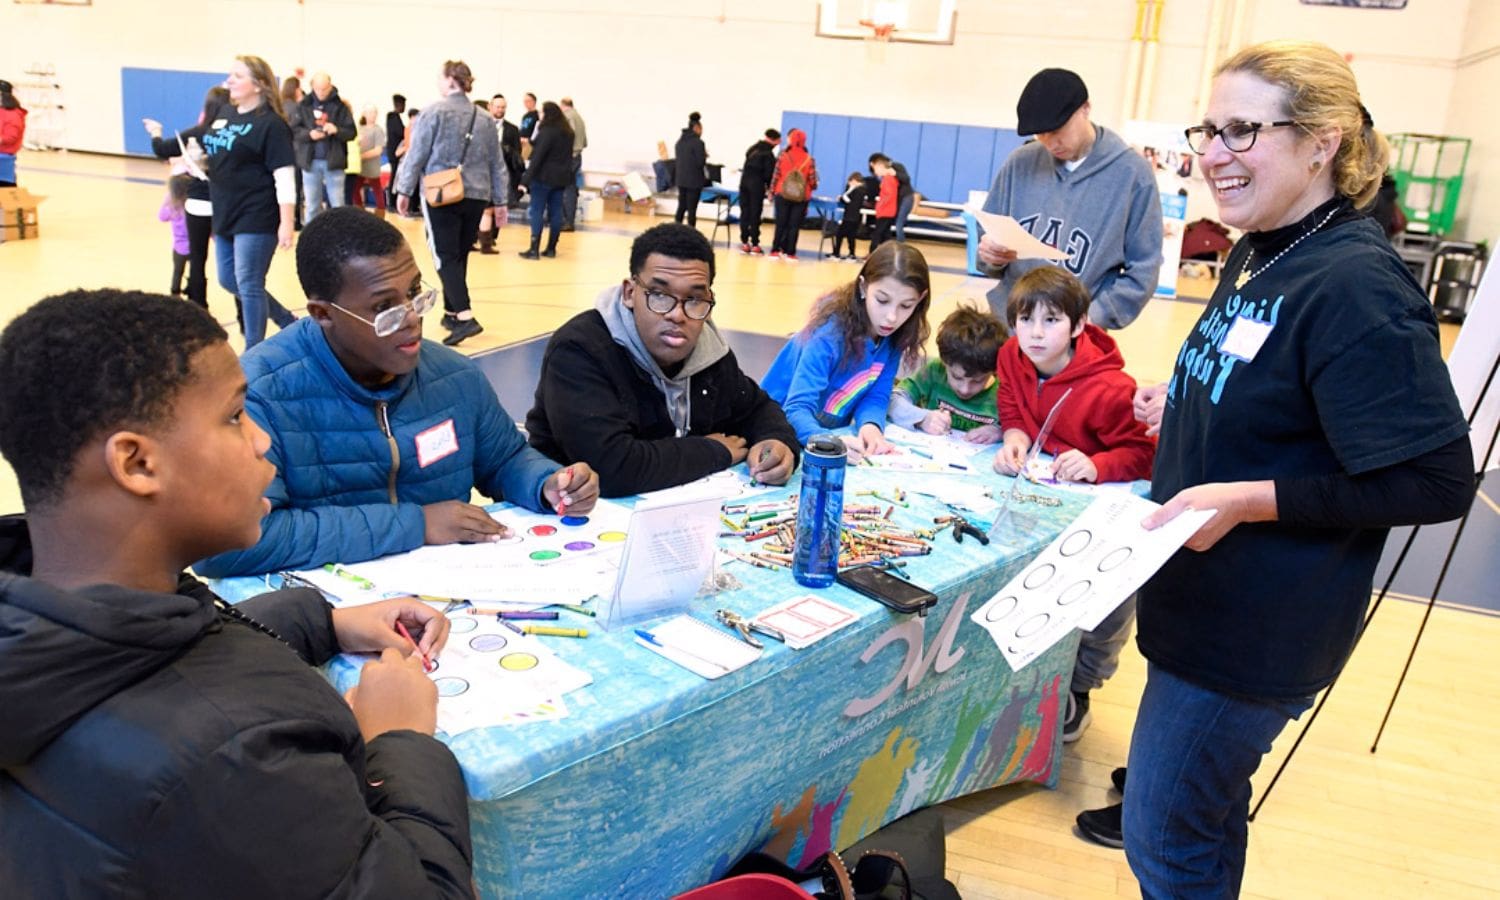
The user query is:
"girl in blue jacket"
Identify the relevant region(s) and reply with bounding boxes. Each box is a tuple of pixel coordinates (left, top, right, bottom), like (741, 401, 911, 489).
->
(762, 241, 931, 461)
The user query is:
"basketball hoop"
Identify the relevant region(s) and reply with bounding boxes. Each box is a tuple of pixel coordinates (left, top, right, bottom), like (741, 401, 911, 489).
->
(858, 18, 899, 41)
(858, 16, 897, 63)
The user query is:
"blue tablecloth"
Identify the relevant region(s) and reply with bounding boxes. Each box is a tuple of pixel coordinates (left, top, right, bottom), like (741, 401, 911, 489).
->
(214, 448, 1097, 898)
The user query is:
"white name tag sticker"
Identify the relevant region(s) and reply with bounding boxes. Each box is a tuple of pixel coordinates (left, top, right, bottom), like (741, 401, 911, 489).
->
(1218, 314, 1274, 363)
(415, 419, 459, 468)
(210, 118, 228, 129)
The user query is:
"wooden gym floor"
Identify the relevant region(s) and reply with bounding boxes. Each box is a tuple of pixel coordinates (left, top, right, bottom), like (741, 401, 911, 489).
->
(2, 151, 1496, 898)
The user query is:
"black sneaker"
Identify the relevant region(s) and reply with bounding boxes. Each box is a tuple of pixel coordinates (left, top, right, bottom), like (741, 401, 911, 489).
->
(442, 318, 484, 346)
(1111, 766, 1127, 794)
(1075, 802, 1123, 849)
(440, 313, 459, 331)
(1063, 690, 1092, 743)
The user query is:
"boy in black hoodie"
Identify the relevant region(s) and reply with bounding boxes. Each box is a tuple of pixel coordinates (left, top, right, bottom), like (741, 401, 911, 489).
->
(0, 290, 473, 899)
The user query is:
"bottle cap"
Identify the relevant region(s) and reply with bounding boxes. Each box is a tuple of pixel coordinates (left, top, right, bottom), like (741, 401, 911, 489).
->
(804, 434, 848, 467)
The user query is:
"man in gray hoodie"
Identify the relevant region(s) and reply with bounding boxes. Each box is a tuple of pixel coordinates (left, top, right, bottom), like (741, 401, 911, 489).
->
(979, 68, 1163, 330)
(525, 224, 799, 497)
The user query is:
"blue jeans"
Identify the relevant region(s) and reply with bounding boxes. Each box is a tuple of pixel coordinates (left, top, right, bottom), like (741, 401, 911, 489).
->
(529, 182, 564, 244)
(894, 192, 915, 241)
(1123, 664, 1313, 899)
(216, 232, 294, 348)
(301, 159, 345, 224)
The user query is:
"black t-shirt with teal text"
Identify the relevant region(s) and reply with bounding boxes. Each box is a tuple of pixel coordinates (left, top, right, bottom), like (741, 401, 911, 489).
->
(1139, 205, 1467, 699)
(201, 105, 294, 236)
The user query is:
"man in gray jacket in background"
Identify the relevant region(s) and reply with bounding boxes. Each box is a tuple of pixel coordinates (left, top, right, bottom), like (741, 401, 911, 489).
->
(978, 68, 1163, 331)
(560, 97, 588, 231)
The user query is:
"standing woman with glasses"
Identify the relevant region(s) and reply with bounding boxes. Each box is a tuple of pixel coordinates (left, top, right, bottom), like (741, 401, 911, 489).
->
(394, 60, 506, 348)
(201, 55, 299, 349)
(1118, 41, 1473, 897)
(517, 101, 574, 261)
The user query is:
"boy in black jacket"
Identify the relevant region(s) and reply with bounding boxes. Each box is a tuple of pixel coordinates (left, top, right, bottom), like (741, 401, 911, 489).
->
(0, 290, 473, 899)
(526, 224, 801, 496)
(738, 128, 779, 254)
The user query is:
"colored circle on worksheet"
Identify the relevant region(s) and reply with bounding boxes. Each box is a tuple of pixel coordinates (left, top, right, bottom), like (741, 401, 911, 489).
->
(499, 652, 539, 671)
(530, 549, 562, 561)
(598, 530, 627, 543)
(448, 617, 478, 634)
(528, 524, 557, 537)
(469, 634, 509, 652)
(434, 677, 469, 697)
(1056, 581, 1091, 606)
(565, 540, 595, 552)
(495, 534, 523, 545)
(984, 595, 1019, 622)
(560, 515, 589, 526)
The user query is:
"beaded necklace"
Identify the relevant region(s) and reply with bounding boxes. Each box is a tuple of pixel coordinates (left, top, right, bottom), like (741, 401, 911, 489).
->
(1233, 205, 1340, 291)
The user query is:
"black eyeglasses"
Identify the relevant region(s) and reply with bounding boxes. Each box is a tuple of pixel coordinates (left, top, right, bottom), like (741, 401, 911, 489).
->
(1184, 120, 1303, 155)
(633, 279, 715, 321)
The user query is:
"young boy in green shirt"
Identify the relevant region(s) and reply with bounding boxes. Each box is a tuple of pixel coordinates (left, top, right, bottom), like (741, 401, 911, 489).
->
(888, 304, 1007, 443)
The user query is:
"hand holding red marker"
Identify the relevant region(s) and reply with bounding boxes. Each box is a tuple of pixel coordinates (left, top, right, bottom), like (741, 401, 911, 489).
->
(543, 462, 600, 516)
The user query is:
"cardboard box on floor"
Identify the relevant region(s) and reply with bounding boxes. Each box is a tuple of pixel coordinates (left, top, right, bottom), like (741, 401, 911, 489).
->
(0, 187, 45, 242)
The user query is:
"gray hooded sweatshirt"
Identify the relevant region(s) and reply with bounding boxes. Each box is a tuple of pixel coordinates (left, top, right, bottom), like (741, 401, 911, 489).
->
(595, 285, 730, 436)
(981, 124, 1163, 330)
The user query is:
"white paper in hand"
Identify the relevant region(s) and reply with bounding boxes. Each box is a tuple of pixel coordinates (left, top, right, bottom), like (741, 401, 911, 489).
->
(966, 206, 1070, 261)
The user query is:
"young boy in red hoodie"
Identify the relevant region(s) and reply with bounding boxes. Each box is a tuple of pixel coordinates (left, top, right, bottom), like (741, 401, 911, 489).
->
(992, 265, 1155, 746)
(868, 157, 899, 253)
(993, 266, 1154, 484)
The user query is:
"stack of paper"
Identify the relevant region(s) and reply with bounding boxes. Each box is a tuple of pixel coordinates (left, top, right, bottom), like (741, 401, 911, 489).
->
(752, 595, 858, 651)
(634, 615, 762, 679)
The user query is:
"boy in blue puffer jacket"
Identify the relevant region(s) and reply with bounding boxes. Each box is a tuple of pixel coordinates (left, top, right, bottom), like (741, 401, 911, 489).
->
(196, 207, 599, 577)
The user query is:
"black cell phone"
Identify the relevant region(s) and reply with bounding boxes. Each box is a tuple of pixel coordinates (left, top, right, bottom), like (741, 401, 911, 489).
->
(836, 566, 939, 617)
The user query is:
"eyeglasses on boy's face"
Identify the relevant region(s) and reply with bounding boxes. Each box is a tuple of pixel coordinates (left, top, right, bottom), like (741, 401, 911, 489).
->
(1184, 120, 1303, 155)
(330, 283, 438, 336)
(632, 279, 716, 321)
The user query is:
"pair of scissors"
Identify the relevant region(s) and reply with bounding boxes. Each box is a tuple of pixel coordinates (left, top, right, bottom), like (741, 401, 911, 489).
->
(714, 609, 785, 649)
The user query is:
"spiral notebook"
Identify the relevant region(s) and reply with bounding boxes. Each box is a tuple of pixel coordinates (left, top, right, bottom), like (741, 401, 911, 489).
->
(634, 614, 763, 679)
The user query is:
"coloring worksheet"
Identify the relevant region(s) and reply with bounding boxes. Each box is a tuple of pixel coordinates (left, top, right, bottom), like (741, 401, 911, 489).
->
(313, 499, 636, 606)
(971, 493, 1215, 671)
(865, 424, 980, 473)
(409, 612, 593, 734)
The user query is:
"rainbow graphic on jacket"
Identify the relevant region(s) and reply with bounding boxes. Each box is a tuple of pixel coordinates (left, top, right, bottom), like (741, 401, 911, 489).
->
(822, 362, 885, 421)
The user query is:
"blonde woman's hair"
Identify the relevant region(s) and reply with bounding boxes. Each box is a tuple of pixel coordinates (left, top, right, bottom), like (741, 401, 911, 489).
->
(1216, 40, 1389, 207)
(237, 55, 285, 120)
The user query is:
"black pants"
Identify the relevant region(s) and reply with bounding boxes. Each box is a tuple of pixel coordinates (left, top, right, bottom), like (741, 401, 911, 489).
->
(772, 197, 809, 256)
(676, 186, 703, 226)
(183, 212, 213, 309)
(739, 187, 765, 245)
(425, 196, 489, 315)
(869, 216, 895, 252)
(832, 222, 860, 257)
(170, 251, 189, 296)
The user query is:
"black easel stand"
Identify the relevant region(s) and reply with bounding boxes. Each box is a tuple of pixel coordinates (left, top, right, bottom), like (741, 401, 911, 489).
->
(1250, 350, 1500, 822)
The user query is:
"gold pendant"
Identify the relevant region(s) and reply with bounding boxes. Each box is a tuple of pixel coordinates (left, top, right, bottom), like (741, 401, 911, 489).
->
(1235, 269, 1250, 290)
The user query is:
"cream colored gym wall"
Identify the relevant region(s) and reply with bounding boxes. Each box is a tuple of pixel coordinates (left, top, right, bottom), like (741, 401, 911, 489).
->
(1449, 0, 1500, 244)
(0, 0, 1471, 187)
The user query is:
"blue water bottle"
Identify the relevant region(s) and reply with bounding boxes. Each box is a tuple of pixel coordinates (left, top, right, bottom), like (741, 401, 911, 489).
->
(793, 435, 848, 588)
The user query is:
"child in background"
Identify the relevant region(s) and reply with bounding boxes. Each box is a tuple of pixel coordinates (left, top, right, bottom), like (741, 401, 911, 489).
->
(993, 266, 1154, 483)
(831, 172, 867, 261)
(868, 158, 899, 252)
(762, 241, 931, 461)
(890, 304, 1007, 443)
(0, 290, 473, 897)
(158, 174, 193, 299)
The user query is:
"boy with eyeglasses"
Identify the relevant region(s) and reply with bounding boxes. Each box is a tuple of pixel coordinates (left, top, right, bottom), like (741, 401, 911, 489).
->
(196, 207, 598, 578)
(526, 223, 800, 497)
